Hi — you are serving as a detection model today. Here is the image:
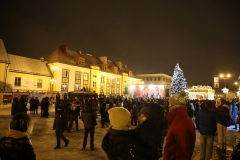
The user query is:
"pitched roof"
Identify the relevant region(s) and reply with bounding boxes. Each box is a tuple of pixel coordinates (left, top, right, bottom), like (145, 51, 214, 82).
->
(46, 45, 139, 77)
(0, 39, 10, 63)
(8, 54, 51, 77)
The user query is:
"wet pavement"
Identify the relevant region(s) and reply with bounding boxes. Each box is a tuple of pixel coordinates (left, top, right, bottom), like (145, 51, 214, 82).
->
(0, 104, 239, 160)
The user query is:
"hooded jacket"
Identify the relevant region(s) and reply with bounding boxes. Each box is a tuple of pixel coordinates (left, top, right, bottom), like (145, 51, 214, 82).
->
(163, 107, 196, 160)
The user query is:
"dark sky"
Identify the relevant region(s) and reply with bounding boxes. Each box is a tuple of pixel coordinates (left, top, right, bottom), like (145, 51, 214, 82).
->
(1, 0, 240, 90)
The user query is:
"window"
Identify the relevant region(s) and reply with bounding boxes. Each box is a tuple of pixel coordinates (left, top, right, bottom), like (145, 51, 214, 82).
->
(83, 73, 88, 80)
(62, 83, 68, 91)
(62, 69, 69, 78)
(147, 77, 149, 81)
(75, 71, 81, 79)
(37, 79, 42, 88)
(93, 75, 97, 78)
(83, 73, 89, 88)
(14, 77, 21, 86)
(150, 77, 152, 81)
(100, 76, 105, 94)
(154, 77, 156, 81)
(62, 69, 69, 91)
(75, 71, 81, 91)
(158, 77, 160, 81)
(78, 60, 85, 66)
(93, 82, 96, 87)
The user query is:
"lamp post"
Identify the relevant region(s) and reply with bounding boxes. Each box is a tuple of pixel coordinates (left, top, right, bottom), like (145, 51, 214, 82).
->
(219, 73, 231, 99)
(50, 78, 56, 91)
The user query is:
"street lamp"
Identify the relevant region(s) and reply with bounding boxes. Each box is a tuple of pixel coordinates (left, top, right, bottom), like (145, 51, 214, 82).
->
(219, 73, 231, 87)
(219, 73, 231, 99)
(50, 78, 56, 91)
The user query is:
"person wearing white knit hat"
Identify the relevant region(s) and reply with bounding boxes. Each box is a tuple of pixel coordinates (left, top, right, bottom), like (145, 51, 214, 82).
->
(108, 107, 131, 130)
(102, 107, 140, 159)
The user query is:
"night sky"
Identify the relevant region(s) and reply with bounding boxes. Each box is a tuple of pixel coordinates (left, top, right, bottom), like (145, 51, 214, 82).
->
(1, 0, 240, 90)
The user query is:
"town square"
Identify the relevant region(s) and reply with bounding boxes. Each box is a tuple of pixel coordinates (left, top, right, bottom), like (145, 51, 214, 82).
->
(1, 1, 240, 160)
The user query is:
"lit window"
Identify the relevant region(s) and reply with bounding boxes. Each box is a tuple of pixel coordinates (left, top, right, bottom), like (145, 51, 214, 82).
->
(37, 79, 42, 88)
(62, 69, 69, 78)
(14, 77, 21, 86)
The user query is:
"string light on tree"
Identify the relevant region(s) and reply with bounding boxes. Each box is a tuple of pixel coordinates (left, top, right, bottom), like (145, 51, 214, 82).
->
(171, 63, 187, 95)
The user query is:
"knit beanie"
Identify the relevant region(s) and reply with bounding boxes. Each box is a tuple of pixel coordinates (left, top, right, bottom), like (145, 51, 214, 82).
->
(108, 107, 130, 131)
(140, 107, 149, 117)
(169, 90, 186, 111)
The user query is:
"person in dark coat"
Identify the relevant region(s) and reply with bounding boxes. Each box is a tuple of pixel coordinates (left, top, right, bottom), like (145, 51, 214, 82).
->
(52, 105, 69, 149)
(195, 100, 231, 160)
(99, 99, 107, 128)
(0, 113, 36, 160)
(42, 97, 50, 118)
(67, 99, 80, 132)
(81, 102, 98, 151)
(33, 97, 39, 115)
(102, 107, 140, 160)
(11, 97, 19, 116)
(29, 97, 35, 114)
(18, 97, 28, 113)
(131, 102, 139, 126)
(134, 103, 165, 160)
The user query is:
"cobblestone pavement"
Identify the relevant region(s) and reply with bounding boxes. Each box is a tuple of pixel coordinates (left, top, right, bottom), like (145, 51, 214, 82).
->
(0, 104, 239, 160)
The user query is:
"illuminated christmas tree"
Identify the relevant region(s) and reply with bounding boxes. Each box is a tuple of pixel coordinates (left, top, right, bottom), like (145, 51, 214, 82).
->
(171, 63, 187, 95)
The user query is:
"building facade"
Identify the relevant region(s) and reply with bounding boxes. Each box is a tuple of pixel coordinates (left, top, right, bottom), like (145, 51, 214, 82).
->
(0, 40, 143, 101)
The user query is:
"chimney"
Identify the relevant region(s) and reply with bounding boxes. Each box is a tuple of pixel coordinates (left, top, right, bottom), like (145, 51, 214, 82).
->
(40, 57, 44, 62)
(59, 45, 67, 53)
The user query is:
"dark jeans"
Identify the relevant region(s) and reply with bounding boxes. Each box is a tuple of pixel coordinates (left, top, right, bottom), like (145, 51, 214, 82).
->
(55, 129, 68, 147)
(68, 114, 78, 131)
(83, 127, 95, 149)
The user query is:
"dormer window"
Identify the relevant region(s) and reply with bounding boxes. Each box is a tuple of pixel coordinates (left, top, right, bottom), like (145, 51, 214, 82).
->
(102, 66, 107, 71)
(78, 60, 85, 66)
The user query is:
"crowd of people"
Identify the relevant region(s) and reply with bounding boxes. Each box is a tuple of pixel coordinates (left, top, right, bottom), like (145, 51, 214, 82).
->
(0, 91, 240, 159)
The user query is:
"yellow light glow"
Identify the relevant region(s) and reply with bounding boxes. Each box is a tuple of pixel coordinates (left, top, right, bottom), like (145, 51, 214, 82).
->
(51, 66, 58, 71)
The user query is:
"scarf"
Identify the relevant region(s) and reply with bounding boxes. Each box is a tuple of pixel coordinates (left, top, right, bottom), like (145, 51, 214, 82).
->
(6, 129, 29, 138)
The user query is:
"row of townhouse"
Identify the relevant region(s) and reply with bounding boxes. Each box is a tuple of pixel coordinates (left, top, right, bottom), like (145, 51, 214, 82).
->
(0, 39, 172, 102)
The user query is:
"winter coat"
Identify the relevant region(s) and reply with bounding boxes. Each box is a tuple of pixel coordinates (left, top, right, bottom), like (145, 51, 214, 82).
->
(34, 98, 39, 109)
(0, 136, 36, 160)
(81, 106, 97, 128)
(134, 120, 160, 160)
(102, 128, 140, 160)
(53, 111, 68, 131)
(131, 105, 139, 119)
(11, 98, 19, 116)
(163, 107, 196, 160)
(18, 97, 28, 113)
(133, 103, 165, 159)
(214, 105, 230, 122)
(195, 109, 230, 136)
(29, 98, 35, 111)
(68, 103, 80, 116)
(232, 104, 238, 125)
